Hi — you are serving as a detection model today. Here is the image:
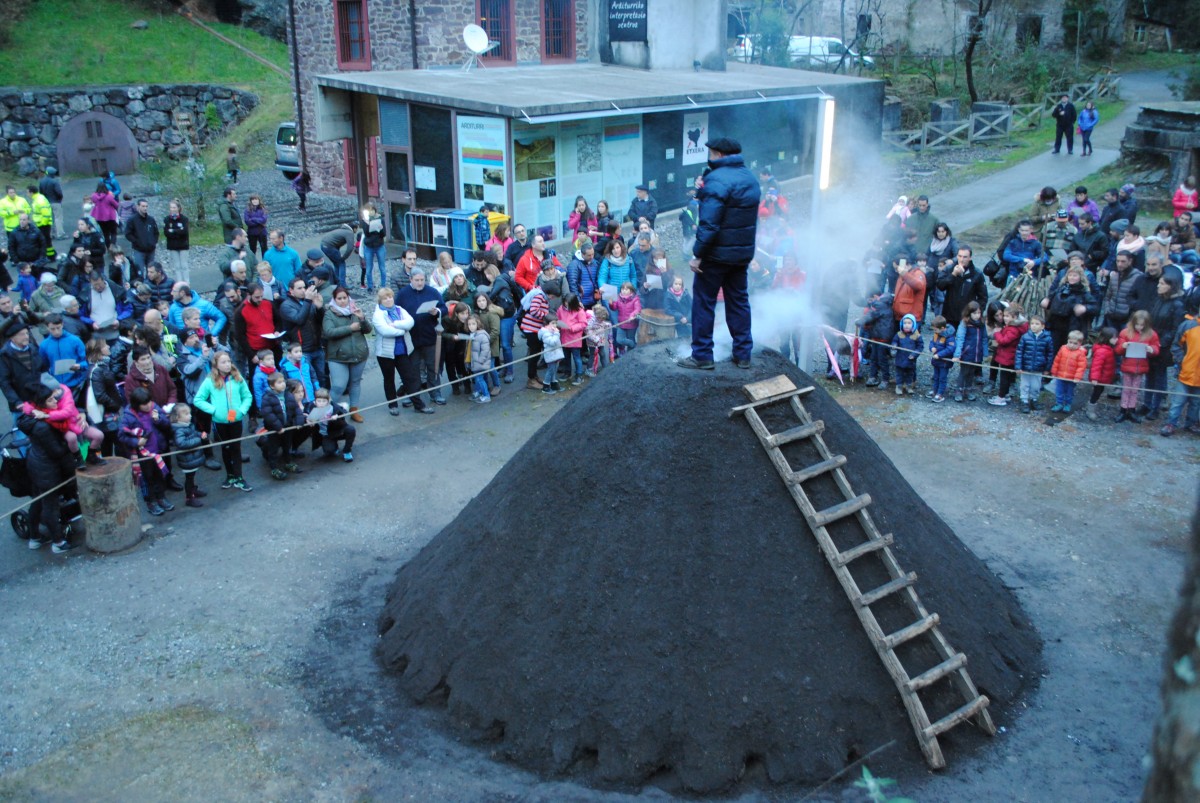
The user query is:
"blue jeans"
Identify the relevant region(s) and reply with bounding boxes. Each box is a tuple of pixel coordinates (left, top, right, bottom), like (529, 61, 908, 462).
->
(543, 361, 560, 386)
(1167, 376, 1200, 427)
(328, 360, 365, 408)
(1144, 361, 1169, 412)
(931, 362, 951, 395)
(321, 245, 347, 287)
(362, 245, 387, 290)
(691, 262, 752, 362)
(867, 341, 891, 381)
(1055, 379, 1076, 406)
(614, 326, 637, 351)
(305, 348, 328, 389)
(499, 317, 516, 376)
(566, 347, 583, 376)
(473, 374, 490, 398)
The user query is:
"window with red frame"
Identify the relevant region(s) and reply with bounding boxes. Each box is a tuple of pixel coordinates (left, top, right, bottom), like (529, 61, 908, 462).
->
(344, 139, 379, 196)
(478, 0, 515, 63)
(542, 0, 575, 62)
(334, 0, 371, 70)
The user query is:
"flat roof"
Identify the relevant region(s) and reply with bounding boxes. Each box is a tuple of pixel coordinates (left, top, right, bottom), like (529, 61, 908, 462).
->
(315, 62, 876, 121)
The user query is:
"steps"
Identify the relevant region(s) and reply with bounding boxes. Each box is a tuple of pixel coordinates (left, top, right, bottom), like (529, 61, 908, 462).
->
(731, 375, 996, 770)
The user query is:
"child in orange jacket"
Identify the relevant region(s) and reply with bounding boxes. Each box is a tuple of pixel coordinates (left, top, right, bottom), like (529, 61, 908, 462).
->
(1050, 330, 1089, 412)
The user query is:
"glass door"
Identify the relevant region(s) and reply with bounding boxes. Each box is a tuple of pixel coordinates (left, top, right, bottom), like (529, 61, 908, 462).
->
(381, 148, 413, 244)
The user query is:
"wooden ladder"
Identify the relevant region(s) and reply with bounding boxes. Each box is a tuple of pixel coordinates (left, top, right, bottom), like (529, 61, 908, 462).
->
(729, 376, 996, 769)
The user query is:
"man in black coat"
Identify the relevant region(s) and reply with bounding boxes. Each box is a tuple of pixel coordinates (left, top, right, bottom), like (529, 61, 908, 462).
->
(123, 199, 159, 283)
(626, 185, 658, 230)
(678, 137, 760, 370)
(8, 214, 45, 265)
(1051, 94, 1077, 155)
(936, 245, 989, 327)
(0, 317, 49, 413)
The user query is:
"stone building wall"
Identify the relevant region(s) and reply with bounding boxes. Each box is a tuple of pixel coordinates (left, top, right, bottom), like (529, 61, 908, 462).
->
(289, 0, 591, 196)
(0, 84, 258, 175)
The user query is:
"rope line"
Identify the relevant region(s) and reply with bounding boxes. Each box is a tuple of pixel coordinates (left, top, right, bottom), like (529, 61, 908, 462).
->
(816, 324, 1197, 400)
(2, 348, 547, 523)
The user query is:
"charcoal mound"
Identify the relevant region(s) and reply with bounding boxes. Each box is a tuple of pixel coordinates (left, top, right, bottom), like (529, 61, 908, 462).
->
(378, 344, 1041, 793)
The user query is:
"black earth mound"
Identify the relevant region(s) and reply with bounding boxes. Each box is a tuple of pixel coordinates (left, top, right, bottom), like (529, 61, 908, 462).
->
(378, 344, 1042, 793)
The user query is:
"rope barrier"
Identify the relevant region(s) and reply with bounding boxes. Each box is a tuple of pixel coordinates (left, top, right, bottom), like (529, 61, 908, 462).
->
(1, 348, 548, 525)
(7, 323, 1196, 529)
(816, 323, 1197, 401)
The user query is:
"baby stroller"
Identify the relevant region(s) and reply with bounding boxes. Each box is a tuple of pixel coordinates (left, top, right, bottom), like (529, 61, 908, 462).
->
(0, 428, 83, 541)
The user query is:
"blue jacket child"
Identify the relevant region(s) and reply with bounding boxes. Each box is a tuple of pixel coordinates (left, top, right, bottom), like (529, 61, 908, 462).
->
(891, 313, 924, 370)
(1015, 325, 1055, 373)
(954, 316, 989, 363)
(929, 322, 957, 364)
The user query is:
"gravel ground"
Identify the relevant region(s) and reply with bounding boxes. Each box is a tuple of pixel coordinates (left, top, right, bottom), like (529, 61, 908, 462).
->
(3, 114, 1196, 800)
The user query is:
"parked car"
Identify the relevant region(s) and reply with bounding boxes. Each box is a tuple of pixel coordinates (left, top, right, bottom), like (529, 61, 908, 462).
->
(275, 121, 299, 179)
(731, 34, 873, 69)
(787, 36, 874, 69)
(732, 34, 757, 63)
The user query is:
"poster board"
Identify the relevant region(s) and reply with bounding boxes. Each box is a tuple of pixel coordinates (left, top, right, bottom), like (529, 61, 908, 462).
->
(456, 116, 508, 213)
(682, 112, 708, 166)
(609, 0, 648, 42)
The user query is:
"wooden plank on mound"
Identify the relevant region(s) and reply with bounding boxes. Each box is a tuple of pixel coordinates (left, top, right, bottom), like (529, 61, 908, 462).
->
(743, 375, 797, 401)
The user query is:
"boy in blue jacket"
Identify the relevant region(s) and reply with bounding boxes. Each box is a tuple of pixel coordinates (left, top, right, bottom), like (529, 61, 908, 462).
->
(953, 301, 988, 402)
(927, 315, 956, 402)
(857, 290, 896, 389)
(1014, 314, 1055, 413)
(891, 313, 923, 396)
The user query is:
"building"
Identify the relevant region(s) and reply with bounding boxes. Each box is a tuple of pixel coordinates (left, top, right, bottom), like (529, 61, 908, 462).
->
(288, 0, 883, 244)
(1123, 15, 1173, 52)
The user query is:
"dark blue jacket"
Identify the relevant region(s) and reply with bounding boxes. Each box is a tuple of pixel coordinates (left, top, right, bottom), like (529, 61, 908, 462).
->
(929, 324, 956, 364)
(954, 319, 988, 363)
(891, 330, 923, 369)
(566, 255, 601, 302)
(856, 293, 896, 343)
(693, 155, 760, 267)
(1015, 329, 1055, 372)
(261, 388, 302, 432)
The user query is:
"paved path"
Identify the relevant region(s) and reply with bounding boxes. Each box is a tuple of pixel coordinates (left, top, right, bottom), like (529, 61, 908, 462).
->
(933, 70, 1177, 234)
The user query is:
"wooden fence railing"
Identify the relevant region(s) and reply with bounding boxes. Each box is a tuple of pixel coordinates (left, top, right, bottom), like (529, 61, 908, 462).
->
(883, 74, 1119, 152)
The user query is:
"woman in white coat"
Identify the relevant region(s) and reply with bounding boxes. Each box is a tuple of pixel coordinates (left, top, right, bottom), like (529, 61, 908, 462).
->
(372, 287, 435, 416)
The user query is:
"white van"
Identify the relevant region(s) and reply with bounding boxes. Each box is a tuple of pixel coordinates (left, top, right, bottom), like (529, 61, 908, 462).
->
(275, 121, 299, 179)
(787, 36, 874, 69)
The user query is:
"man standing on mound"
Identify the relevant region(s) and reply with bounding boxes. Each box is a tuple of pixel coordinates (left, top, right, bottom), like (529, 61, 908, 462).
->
(678, 137, 760, 370)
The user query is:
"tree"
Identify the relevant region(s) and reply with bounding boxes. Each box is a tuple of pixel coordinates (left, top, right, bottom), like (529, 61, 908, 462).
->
(964, 0, 994, 103)
(1142, 503, 1200, 801)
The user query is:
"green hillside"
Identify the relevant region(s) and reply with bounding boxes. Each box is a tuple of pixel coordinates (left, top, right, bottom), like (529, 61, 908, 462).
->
(0, 0, 289, 87)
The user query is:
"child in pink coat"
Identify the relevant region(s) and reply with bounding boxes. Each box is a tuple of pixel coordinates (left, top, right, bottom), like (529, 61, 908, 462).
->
(610, 281, 641, 356)
(22, 385, 106, 469)
(556, 292, 589, 384)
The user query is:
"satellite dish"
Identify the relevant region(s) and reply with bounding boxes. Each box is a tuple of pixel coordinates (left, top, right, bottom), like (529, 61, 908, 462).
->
(464, 24, 490, 55)
(462, 24, 497, 71)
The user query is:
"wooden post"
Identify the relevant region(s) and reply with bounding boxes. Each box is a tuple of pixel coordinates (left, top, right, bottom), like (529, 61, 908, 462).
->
(636, 309, 679, 345)
(76, 457, 144, 554)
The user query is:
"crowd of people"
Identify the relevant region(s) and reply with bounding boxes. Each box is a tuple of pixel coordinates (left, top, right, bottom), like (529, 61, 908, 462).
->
(2, 154, 1198, 552)
(855, 180, 1199, 433)
(0, 168, 708, 551)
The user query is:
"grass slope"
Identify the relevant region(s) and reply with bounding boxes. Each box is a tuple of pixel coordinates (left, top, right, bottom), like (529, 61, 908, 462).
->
(0, 0, 289, 87)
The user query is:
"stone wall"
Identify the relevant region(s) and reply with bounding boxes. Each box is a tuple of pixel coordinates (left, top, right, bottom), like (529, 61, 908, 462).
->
(0, 84, 258, 175)
(289, 0, 591, 195)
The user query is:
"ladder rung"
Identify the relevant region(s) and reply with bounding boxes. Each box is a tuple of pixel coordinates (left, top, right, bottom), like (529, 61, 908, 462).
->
(728, 385, 814, 416)
(906, 652, 967, 691)
(788, 454, 847, 484)
(765, 419, 824, 447)
(883, 613, 941, 650)
(856, 571, 917, 607)
(811, 493, 871, 527)
(834, 533, 894, 567)
(922, 694, 991, 739)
